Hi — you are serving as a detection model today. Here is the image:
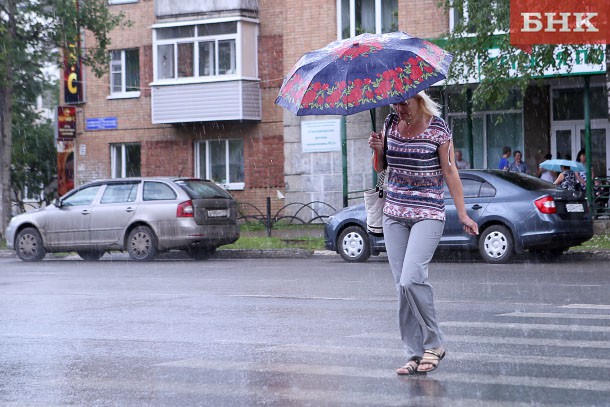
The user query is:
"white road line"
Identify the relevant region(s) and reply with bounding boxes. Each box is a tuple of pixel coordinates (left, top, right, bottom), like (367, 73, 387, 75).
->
(498, 312, 610, 320)
(350, 333, 610, 349)
(441, 321, 610, 333)
(154, 359, 610, 393)
(561, 304, 610, 310)
(52, 377, 541, 407)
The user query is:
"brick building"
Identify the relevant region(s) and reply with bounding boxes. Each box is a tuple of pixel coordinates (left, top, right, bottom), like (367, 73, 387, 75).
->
(65, 1, 608, 216)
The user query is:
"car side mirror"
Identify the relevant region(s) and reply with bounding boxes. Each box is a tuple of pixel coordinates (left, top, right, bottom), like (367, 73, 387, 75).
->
(54, 198, 63, 208)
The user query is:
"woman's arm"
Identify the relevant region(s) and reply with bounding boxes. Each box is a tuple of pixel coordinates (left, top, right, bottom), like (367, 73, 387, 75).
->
(438, 141, 479, 236)
(576, 172, 586, 186)
(368, 130, 385, 172)
(553, 173, 564, 185)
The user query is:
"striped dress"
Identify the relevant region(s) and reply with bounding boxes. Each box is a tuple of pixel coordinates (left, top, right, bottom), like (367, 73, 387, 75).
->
(383, 115, 452, 222)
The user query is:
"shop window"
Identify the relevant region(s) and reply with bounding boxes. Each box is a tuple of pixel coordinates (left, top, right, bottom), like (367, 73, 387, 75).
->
(109, 49, 140, 97)
(111, 143, 141, 178)
(154, 21, 237, 80)
(195, 139, 244, 189)
(338, 0, 398, 39)
(552, 87, 608, 121)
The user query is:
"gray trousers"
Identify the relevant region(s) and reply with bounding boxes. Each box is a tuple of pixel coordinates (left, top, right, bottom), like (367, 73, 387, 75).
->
(382, 215, 445, 360)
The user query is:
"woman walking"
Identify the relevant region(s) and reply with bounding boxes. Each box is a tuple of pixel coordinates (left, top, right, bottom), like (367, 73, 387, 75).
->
(369, 92, 478, 375)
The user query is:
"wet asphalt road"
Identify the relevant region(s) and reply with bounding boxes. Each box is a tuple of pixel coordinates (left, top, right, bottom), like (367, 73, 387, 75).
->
(1, 254, 610, 406)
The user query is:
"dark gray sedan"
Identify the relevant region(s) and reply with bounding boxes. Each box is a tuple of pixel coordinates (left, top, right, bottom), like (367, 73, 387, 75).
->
(6, 177, 240, 262)
(324, 170, 594, 263)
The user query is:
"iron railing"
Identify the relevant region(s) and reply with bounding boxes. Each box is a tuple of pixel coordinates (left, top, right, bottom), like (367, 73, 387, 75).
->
(237, 197, 336, 236)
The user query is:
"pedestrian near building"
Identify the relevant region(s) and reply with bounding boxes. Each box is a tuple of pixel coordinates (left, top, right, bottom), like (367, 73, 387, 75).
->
(554, 165, 585, 192)
(498, 146, 512, 170)
(538, 153, 555, 182)
(455, 149, 470, 169)
(508, 150, 528, 174)
(369, 91, 479, 376)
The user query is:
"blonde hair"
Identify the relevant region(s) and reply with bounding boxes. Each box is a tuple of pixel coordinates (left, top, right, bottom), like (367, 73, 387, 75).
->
(415, 91, 441, 117)
(392, 91, 442, 117)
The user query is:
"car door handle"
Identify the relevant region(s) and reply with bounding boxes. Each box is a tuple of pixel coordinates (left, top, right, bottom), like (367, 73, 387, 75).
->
(471, 204, 483, 210)
(125, 207, 135, 212)
(81, 209, 91, 215)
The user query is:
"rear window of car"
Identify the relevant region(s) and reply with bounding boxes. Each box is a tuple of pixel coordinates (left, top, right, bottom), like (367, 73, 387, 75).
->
(101, 183, 138, 204)
(143, 182, 177, 201)
(174, 179, 232, 199)
(488, 170, 555, 191)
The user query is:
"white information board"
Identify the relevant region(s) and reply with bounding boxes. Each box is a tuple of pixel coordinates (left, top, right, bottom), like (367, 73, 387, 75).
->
(301, 119, 342, 153)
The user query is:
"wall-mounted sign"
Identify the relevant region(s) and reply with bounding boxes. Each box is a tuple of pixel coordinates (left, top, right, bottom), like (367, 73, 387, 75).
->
(86, 117, 118, 131)
(57, 106, 77, 139)
(301, 119, 342, 153)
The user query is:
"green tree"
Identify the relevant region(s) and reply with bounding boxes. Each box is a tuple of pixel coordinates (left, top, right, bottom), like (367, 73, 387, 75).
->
(0, 0, 126, 240)
(438, 0, 605, 109)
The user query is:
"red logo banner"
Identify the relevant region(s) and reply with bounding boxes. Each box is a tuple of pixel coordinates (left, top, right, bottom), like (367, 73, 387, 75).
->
(510, 0, 610, 48)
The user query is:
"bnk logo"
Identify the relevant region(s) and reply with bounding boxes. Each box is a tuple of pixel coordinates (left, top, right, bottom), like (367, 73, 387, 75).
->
(510, 0, 609, 47)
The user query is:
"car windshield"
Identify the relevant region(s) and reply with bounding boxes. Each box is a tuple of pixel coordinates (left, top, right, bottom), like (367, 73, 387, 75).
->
(483, 170, 556, 191)
(175, 179, 232, 199)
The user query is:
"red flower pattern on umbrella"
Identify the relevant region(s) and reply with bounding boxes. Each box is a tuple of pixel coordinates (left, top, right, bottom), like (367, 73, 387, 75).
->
(276, 32, 452, 116)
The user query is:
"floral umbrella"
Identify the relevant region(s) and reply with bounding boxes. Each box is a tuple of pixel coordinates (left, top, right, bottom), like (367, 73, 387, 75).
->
(275, 31, 453, 116)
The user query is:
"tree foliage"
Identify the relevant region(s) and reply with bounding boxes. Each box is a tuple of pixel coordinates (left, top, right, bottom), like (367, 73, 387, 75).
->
(0, 0, 127, 239)
(437, 0, 605, 109)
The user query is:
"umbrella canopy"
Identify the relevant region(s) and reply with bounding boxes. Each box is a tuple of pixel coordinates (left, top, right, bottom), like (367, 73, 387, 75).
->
(275, 31, 453, 116)
(539, 159, 586, 173)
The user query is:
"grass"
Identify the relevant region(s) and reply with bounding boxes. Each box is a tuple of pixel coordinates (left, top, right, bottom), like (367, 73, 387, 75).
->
(222, 235, 325, 251)
(571, 233, 610, 251)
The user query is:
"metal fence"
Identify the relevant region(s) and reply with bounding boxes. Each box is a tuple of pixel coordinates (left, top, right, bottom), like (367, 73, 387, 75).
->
(237, 197, 337, 237)
(592, 177, 610, 219)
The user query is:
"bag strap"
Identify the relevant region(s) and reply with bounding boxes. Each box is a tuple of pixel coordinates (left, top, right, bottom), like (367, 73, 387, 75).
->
(375, 113, 396, 195)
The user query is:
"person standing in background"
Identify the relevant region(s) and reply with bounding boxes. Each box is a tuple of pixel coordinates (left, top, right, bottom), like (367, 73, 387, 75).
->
(455, 149, 470, 169)
(576, 149, 593, 188)
(498, 146, 512, 170)
(508, 150, 528, 174)
(538, 153, 555, 182)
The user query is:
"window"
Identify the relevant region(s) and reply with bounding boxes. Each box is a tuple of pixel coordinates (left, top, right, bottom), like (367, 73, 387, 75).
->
(62, 185, 101, 207)
(109, 49, 140, 97)
(143, 182, 177, 201)
(111, 144, 141, 178)
(195, 139, 244, 189)
(338, 0, 398, 39)
(154, 21, 237, 80)
(100, 183, 138, 204)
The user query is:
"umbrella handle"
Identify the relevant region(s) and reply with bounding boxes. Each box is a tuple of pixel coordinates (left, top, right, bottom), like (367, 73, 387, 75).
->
(369, 109, 376, 133)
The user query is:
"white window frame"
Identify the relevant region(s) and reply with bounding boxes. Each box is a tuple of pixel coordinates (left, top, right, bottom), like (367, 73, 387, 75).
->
(336, 0, 397, 39)
(194, 140, 244, 190)
(152, 17, 249, 84)
(108, 49, 140, 99)
(111, 143, 140, 179)
(108, 0, 138, 4)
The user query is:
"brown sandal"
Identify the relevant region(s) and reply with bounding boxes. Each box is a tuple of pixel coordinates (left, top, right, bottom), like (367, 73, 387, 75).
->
(416, 349, 446, 373)
(396, 357, 422, 375)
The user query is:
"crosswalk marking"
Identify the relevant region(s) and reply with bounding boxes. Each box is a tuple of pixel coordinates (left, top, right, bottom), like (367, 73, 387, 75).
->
(51, 377, 543, 407)
(155, 359, 610, 393)
(561, 304, 610, 310)
(498, 312, 610, 320)
(441, 320, 610, 333)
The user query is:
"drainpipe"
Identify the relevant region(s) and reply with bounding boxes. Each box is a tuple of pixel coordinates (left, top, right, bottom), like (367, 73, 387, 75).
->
(584, 76, 593, 206)
(466, 88, 474, 168)
(341, 116, 348, 208)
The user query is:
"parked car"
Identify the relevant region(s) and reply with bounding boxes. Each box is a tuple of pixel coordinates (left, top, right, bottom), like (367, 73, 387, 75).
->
(5, 177, 240, 262)
(325, 170, 594, 263)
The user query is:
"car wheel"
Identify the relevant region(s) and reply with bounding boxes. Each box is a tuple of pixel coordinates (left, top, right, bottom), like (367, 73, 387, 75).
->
(478, 225, 514, 264)
(77, 250, 105, 261)
(186, 246, 217, 260)
(337, 226, 371, 262)
(127, 226, 158, 261)
(15, 227, 46, 262)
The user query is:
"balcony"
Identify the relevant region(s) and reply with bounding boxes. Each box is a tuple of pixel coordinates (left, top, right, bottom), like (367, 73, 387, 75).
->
(155, 0, 258, 18)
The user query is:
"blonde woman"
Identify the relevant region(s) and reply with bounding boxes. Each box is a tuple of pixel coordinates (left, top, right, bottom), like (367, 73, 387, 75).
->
(369, 92, 478, 375)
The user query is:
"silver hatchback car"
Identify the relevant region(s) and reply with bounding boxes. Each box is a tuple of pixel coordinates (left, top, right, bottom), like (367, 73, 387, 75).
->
(5, 177, 240, 261)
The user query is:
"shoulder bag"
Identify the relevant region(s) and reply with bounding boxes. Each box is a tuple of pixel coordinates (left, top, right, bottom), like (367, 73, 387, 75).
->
(364, 113, 395, 236)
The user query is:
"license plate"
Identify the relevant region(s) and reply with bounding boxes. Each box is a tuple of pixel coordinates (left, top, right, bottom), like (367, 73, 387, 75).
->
(566, 203, 584, 213)
(208, 209, 228, 217)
